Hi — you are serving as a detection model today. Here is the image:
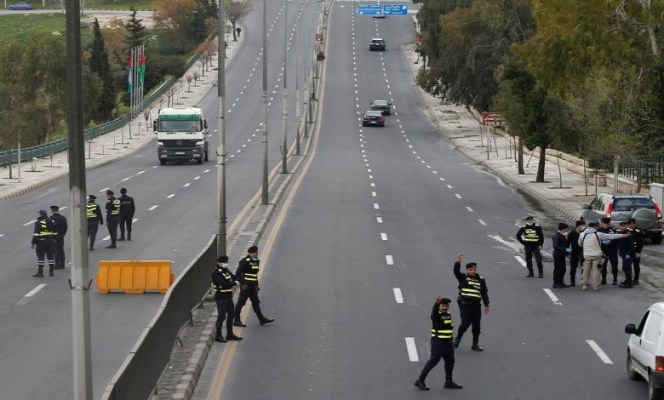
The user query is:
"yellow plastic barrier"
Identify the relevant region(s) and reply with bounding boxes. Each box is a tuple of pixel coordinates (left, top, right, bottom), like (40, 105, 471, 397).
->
(96, 260, 174, 294)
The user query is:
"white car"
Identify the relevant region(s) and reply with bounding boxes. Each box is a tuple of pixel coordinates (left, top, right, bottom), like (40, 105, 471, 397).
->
(625, 302, 664, 400)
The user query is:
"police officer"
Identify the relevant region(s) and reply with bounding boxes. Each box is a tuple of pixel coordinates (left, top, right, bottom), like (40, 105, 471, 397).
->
(567, 220, 585, 286)
(414, 296, 463, 391)
(118, 187, 135, 241)
(598, 217, 619, 285)
(31, 209, 56, 277)
(105, 190, 121, 248)
(629, 218, 644, 285)
(516, 216, 545, 277)
(618, 221, 636, 288)
(233, 246, 275, 327)
(452, 253, 490, 351)
(86, 195, 104, 250)
(212, 255, 243, 343)
(49, 205, 67, 269)
(552, 222, 569, 288)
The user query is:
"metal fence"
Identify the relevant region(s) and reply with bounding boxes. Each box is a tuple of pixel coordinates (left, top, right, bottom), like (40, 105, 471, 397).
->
(591, 156, 664, 185)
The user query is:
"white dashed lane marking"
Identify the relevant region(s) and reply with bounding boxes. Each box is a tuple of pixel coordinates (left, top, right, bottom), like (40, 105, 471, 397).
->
(478, 219, 487, 226)
(374, 203, 380, 210)
(405, 337, 419, 362)
(148, 205, 159, 211)
(514, 255, 526, 267)
(16, 284, 47, 306)
(385, 255, 394, 265)
(376, 217, 383, 223)
(183, 183, 191, 188)
(466, 207, 474, 212)
(393, 288, 404, 303)
(586, 340, 613, 364)
(543, 288, 563, 306)
(380, 233, 388, 241)
(167, 194, 175, 199)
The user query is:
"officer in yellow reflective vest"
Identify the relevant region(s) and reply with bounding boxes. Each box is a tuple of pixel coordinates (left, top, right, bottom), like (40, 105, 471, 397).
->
(212, 255, 243, 343)
(453, 253, 490, 351)
(233, 246, 274, 327)
(31, 209, 56, 277)
(105, 190, 121, 249)
(516, 215, 545, 277)
(414, 296, 463, 391)
(86, 195, 104, 250)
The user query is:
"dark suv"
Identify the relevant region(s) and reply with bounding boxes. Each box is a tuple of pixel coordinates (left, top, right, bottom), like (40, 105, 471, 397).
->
(581, 193, 663, 244)
(370, 38, 386, 51)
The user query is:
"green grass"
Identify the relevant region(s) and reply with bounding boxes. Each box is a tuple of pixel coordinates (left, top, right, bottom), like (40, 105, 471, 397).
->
(0, 13, 72, 42)
(11, 0, 155, 10)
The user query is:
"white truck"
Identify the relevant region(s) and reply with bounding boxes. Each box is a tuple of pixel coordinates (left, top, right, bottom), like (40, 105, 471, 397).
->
(153, 107, 209, 165)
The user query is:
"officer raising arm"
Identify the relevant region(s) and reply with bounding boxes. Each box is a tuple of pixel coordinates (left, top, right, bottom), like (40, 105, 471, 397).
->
(453, 252, 490, 351)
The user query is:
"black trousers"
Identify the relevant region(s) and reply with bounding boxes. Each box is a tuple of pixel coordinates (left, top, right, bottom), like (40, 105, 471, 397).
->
(419, 338, 455, 383)
(215, 297, 235, 336)
(601, 248, 619, 281)
(54, 236, 65, 268)
(119, 215, 133, 239)
(234, 285, 266, 322)
(87, 220, 99, 249)
(633, 255, 641, 281)
(457, 302, 481, 340)
(553, 254, 567, 285)
(107, 217, 119, 244)
(35, 239, 55, 273)
(569, 253, 582, 283)
(622, 256, 633, 283)
(524, 245, 543, 274)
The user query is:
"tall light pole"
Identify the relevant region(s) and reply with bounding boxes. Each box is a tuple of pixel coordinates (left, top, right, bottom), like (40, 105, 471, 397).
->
(262, 0, 269, 205)
(66, 0, 93, 397)
(217, 0, 227, 256)
(281, 0, 289, 174)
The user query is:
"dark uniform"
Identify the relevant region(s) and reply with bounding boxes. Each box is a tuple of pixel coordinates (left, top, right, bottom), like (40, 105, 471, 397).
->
(598, 218, 619, 285)
(414, 298, 462, 391)
(49, 205, 68, 269)
(453, 260, 490, 351)
(105, 190, 121, 248)
(516, 216, 545, 277)
(233, 246, 274, 327)
(567, 221, 585, 286)
(86, 195, 104, 250)
(631, 221, 644, 285)
(118, 187, 135, 241)
(618, 222, 636, 288)
(31, 210, 56, 277)
(552, 223, 569, 288)
(212, 256, 242, 343)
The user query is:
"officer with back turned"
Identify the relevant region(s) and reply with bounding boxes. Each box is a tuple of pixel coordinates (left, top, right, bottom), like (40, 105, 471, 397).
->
(118, 187, 135, 241)
(49, 205, 67, 269)
(212, 255, 243, 343)
(516, 216, 545, 277)
(105, 190, 120, 249)
(414, 296, 462, 391)
(86, 195, 103, 250)
(629, 218, 645, 285)
(452, 252, 490, 351)
(31, 209, 56, 277)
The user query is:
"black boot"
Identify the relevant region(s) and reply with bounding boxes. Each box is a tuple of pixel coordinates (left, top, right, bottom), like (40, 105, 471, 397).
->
(215, 327, 226, 342)
(472, 337, 484, 351)
(127, 232, 132, 241)
(33, 271, 44, 277)
(414, 380, 429, 391)
(49, 265, 54, 277)
(227, 330, 243, 341)
(444, 380, 463, 389)
(526, 269, 534, 278)
(259, 317, 275, 326)
(233, 319, 246, 327)
(453, 336, 461, 349)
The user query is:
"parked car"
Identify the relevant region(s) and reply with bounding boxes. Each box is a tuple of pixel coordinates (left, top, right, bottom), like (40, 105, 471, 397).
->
(7, 2, 33, 10)
(369, 38, 386, 51)
(581, 193, 663, 244)
(625, 302, 664, 400)
(370, 99, 391, 116)
(362, 110, 385, 127)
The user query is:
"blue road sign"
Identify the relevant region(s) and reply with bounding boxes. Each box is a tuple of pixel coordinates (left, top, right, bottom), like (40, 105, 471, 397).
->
(383, 4, 408, 15)
(357, 4, 382, 16)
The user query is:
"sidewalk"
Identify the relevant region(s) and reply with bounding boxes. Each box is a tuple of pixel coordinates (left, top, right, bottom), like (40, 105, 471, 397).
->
(401, 43, 664, 295)
(0, 32, 244, 202)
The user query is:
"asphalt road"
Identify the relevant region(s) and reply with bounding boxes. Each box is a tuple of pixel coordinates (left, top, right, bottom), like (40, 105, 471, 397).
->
(215, 3, 652, 400)
(0, 2, 319, 399)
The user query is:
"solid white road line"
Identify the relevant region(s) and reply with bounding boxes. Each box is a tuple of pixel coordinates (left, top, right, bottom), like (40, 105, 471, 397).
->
(405, 337, 419, 362)
(515, 255, 526, 267)
(381, 233, 388, 241)
(586, 340, 613, 364)
(25, 284, 47, 298)
(385, 255, 394, 265)
(393, 288, 403, 303)
(148, 205, 158, 211)
(543, 288, 563, 306)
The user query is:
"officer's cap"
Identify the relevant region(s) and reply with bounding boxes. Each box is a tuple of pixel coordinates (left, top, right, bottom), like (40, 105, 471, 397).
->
(247, 245, 258, 253)
(106, 190, 114, 196)
(524, 216, 534, 221)
(465, 262, 477, 269)
(120, 187, 127, 194)
(588, 221, 598, 227)
(558, 222, 569, 230)
(217, 255, 229, 263)
(38, 209, 48, 217)
(440, 298, 452, 305)
(88, 194, 96, 200)
(619, 221, 628, 226)
(575, 220, 585, 227)
(601, 217, 611, 224)
(50, 205, 59, 211)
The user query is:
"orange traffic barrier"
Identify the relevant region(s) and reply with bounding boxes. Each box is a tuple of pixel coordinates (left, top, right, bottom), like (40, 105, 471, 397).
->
(96, 260, 174, 294)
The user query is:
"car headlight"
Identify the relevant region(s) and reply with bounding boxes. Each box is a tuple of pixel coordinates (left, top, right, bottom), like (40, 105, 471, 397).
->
(195, 141, 205, 146)
(157, 142, 164, 146)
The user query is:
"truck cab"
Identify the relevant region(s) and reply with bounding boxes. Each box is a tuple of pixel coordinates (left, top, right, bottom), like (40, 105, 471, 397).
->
(153, 107, 209, 165)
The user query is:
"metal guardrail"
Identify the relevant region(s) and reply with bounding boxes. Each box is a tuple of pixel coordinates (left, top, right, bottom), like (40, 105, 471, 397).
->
(101, 235, 217, 400)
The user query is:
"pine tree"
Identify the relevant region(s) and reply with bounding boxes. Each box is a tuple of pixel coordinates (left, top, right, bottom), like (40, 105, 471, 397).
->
(90, 18, 117, 122)
(124, 7, 146, 55)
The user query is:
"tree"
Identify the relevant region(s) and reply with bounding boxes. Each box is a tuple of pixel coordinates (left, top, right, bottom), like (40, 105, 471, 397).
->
(227, 1, 251, 41)
(124, 8, 147, 53)
(90, 18, 117, 122)
(153, 0, 203, 52)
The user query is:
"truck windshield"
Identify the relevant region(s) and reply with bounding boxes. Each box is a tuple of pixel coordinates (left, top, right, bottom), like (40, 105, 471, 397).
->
(159, 120, 201, 132)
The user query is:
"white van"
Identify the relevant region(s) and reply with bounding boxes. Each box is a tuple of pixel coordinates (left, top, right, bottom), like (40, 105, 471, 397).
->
(625, 302, 664, 400)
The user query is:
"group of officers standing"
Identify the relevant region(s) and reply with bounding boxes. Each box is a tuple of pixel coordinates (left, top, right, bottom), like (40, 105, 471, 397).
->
(516, 215, 644, 290)
(30, 188, 135, 277)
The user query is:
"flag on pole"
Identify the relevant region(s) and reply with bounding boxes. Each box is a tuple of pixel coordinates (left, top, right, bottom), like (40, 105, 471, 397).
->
(127, 50, 134, 93)
(138, 45, 146, 88)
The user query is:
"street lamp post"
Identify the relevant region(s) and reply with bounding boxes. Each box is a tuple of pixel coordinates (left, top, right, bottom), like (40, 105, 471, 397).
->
(262, 0, 269, 205)
(217, 0, 228, 256)
(281, 0, 289, 174)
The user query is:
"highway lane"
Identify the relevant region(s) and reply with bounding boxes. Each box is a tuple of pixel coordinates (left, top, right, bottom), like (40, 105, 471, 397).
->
(0, 2, 322, 399)
(217, 4, 652, 399)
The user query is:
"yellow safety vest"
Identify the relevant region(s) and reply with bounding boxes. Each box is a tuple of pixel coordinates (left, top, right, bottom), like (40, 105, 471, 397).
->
(86, 203, 97, 219)
(111, 199, 121, 215)
(521, 225, 540, 242)
(431, 315, 454, 339)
